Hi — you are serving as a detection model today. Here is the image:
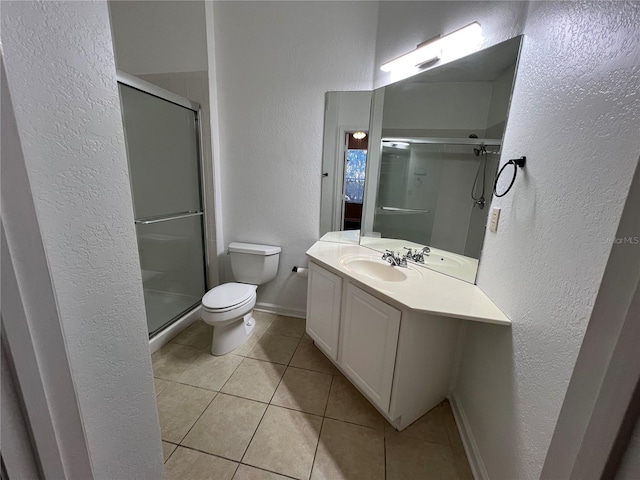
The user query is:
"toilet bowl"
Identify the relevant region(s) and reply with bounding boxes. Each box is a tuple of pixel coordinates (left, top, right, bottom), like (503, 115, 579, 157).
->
(200, 242, 281, 355)
(202, 283, 258, 355)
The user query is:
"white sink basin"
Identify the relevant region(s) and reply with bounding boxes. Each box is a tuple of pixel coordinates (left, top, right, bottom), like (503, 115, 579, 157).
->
(339, 255, 420, 283)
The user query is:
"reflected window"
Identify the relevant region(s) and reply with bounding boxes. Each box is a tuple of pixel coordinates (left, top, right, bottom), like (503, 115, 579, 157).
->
(345, 149, 367, 203)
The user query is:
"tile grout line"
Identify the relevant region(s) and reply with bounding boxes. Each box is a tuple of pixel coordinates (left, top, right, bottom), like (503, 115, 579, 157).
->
(324, 415, 386, 433)
(236, 333, 310, 476)
(323, 374, 336, 418)
(238, 395, 270, 466)
(164, 443, 178, 465)
(170, 444, 245, 472)
(286, 364, 334, 378)
(167, 446, 240, 480)
(176, 391, 219, 446)
(309, 416, 326, 480)
(265, 334, 303, 404)
(285, 332, 324, 480)
(237, 462, 298, 480)
(215, 353, 249, 394)
(263, 401, 325, 419)
(154, 376, 224, 394)
(234, 321, 294, 466)
(383, 434, 388, 480)
(235, 380, 276, 466)
(171, 352, 260, 454)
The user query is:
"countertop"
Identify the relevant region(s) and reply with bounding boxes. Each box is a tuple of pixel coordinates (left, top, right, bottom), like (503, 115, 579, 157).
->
(306, 241, 510, 326)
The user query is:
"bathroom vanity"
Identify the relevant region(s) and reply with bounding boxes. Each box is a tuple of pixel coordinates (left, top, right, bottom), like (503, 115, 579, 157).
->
(305, 240, 509, 430)
(310, 35, 521, 431)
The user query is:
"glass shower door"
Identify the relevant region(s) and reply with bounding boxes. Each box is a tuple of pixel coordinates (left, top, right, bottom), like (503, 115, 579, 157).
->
(119, 82, 207, 336)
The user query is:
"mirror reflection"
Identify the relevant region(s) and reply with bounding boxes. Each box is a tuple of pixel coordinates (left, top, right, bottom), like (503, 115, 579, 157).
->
(319, 91, 373, 237)
(360, 36, 522, 283)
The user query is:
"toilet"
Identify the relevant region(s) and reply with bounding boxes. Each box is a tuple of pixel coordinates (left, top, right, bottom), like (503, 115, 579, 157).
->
(201, 242, 281, 355)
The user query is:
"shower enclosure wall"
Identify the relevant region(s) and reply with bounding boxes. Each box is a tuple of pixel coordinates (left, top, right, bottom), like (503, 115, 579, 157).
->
(118, 73, 208, 337)
(373, 139, 500, 258)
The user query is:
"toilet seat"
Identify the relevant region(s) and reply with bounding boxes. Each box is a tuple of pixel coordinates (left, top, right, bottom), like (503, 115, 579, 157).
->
(202, 282, 257, 311)
(202, 293, 255, 314)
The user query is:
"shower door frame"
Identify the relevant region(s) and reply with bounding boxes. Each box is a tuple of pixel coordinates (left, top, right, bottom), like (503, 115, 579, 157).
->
(117, 71, 210, 337)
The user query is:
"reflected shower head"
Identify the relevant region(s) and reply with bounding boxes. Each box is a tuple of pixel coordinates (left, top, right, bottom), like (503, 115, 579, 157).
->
(469, 134, 481, 156)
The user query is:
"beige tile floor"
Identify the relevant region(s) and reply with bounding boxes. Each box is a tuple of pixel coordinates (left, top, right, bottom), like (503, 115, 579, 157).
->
(152, 312, 473, 480)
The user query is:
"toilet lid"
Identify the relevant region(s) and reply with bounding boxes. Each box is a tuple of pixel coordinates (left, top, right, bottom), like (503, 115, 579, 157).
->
(202, 283, 256, 310)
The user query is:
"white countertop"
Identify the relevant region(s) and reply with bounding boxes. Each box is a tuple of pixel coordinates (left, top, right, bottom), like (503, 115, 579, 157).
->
(306, 241, 510, 326)
(360, 237, 479, 284)
(319, 230, 360, 244)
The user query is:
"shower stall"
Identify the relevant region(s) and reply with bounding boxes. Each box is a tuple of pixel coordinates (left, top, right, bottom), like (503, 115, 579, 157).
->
(373, 138, 501, 258)
(117, 73, 208, 338)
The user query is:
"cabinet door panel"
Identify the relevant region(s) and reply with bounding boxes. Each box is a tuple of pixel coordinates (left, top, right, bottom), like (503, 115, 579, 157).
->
(341, 283, 400, 412)
(306, 262, 342, 360)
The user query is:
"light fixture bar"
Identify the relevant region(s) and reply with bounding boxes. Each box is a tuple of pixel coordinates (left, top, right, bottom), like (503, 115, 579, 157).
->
(380, 37, 441, 73)
(380, 21, 481, 74)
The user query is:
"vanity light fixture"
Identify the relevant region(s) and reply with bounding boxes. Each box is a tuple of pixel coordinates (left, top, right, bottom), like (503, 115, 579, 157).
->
(352, 131, 367, 140)
(380, 21, 482, 75)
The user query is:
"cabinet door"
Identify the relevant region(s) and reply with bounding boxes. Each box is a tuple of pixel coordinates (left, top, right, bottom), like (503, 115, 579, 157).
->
(306, 262, 343, 361)
(341, 283, 400, 413)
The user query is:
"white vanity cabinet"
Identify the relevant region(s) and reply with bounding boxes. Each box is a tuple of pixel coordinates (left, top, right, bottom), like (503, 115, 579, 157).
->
(341, 283, 400, 413)
(306, 260, 463, 430)
(306, 262, 342, 361)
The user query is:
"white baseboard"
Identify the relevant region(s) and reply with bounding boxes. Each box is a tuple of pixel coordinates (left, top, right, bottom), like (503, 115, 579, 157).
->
(450, 392, 489, 480)
(254, 302, 306, 319)
(149, 305, 201, 354)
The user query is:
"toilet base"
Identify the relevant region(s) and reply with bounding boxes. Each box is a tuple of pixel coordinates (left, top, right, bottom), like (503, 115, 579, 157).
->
(210, 311, 256, 356)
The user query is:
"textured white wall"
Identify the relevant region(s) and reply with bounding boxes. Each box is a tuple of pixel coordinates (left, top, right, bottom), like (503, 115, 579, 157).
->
(212, 1, 378, 314)
(1, 2, 164, 478)
(455, 2, 640, 479)
(109, 0, 208, 75)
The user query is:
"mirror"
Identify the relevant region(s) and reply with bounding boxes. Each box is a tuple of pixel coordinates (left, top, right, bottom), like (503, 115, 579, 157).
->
(359, 36, 523, 283)
(319, 91, 372, 238)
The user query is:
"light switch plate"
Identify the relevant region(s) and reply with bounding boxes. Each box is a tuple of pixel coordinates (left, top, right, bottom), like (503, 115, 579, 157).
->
(490, 207, 501, 232)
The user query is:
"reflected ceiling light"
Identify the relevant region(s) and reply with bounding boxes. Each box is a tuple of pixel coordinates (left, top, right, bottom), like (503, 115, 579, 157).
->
(352, 131, 367, 140)
(380, 22, 482, 75)
(382, 141, 410, 149)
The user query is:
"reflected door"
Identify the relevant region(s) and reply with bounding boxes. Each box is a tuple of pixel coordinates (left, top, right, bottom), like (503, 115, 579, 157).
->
(119, 82, 207, 336)
(341, 131, 367, 230)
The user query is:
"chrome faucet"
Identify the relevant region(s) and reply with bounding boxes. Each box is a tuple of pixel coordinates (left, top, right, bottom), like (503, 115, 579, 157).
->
(382, 250, 407, 267)
(403, 246, 431, 263)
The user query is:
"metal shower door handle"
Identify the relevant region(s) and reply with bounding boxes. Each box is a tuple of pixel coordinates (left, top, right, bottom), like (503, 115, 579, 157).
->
(134, 211, 203, 225)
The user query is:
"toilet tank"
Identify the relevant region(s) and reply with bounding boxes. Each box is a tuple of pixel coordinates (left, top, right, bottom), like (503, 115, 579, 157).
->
(228, 242, 281, 285)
